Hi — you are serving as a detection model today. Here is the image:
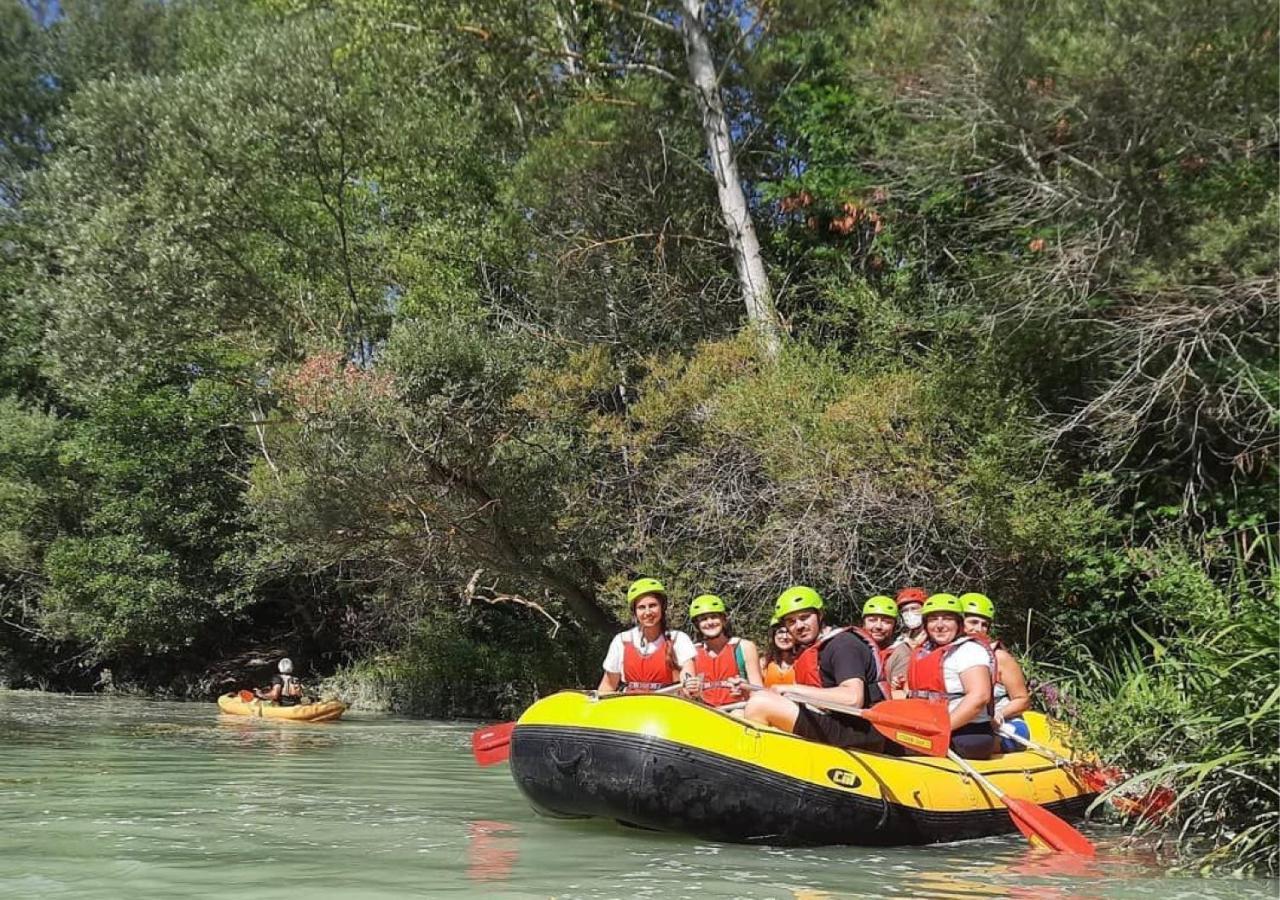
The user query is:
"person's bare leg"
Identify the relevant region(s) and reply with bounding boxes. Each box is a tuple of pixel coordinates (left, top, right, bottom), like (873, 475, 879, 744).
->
(743, 691, 801, 732)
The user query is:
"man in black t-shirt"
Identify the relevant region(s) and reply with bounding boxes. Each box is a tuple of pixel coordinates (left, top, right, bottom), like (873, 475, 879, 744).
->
(789, 627, 885, 750)
(742, 587, 885, 750)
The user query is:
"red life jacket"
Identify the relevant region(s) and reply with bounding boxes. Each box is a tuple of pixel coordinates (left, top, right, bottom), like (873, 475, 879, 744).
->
(792, 627, 890, 704)
(694, 638, 747, 706)
(621, 634, 679, 692)
(906, 636, 996, 718)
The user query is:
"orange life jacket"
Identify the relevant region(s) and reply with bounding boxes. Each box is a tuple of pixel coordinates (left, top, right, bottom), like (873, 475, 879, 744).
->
(621, 634, 679, 692)
(762, 660, 795, 687)
(905, 636, 995, 717)
(792, 626, 890, 704)
(693, 638, 747, 706)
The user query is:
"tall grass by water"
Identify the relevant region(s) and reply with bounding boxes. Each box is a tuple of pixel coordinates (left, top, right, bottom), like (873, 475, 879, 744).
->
(1038, 529, 1279, 875)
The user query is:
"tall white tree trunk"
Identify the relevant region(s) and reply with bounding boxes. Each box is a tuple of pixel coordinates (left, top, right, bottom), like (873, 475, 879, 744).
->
(678, 0, 781, 357)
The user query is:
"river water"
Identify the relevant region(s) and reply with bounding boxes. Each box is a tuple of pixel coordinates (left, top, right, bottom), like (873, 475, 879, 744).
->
(0, 691, 1274, 899)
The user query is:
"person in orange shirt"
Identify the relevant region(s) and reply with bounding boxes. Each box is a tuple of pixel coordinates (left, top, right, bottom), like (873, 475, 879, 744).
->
(760, 615, 797, 687)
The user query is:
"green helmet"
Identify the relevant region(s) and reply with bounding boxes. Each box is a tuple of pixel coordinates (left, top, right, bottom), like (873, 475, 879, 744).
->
(960, 592, 995, 620)
(773, 586, 824, 622)
(689, 594, 727, 619)
(921, 593, 963, 617)
(862, 595, 898, 619)
(769, 614, 780, 627)
(626, 577, 667, 607)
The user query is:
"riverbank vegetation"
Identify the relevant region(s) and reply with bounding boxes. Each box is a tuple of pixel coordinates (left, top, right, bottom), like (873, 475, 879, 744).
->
(0, 0, 1274, 873)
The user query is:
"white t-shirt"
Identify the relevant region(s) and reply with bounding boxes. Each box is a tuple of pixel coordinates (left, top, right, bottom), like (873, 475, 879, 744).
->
(942, 640, 994, 721)
(601, 628, 696, 675)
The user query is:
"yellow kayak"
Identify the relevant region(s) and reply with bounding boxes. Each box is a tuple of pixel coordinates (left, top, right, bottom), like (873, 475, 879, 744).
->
(509, 691, 1097, 846)
(217, 692, 347, 723)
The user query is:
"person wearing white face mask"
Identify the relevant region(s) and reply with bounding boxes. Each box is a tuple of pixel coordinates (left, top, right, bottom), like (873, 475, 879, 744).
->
(886, 586, 928, 699)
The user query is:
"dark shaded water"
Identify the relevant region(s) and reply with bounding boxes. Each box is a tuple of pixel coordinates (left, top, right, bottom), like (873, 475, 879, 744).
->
(0, 691, 1274, 898)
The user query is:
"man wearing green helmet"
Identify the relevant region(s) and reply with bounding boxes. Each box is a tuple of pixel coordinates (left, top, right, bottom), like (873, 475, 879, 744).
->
(688, 594, 762, 706)
(959, 592, 1031, 753)
(860, 596, 899, 669)
(742, 586, 887, 750)
(597, 578, 697, 695)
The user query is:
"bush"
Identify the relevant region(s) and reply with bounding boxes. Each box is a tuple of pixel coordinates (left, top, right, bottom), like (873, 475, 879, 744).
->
(1034, 529, 1279, 875)
(322, 603, 602, 719)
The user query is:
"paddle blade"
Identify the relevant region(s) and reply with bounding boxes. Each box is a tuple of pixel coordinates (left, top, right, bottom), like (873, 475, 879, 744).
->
(862, 699, 951, 758)
(472, 721, 516, 766)
(474, 742, 512, 767)
(1003, 796, 1096, 857)
(238, 690, 255, 702)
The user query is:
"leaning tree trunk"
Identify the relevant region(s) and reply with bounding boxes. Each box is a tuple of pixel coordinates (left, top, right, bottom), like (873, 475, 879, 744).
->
(678, 0, 781, 358)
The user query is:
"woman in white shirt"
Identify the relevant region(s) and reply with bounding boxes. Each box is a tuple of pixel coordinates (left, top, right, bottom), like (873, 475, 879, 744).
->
(960, 592, 1031, 753)
(904, 593, 996, 759)
(597, 578, 697, 694)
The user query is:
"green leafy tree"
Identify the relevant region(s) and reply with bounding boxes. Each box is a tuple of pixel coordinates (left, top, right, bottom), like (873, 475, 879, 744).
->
(39, 367, 253, 657)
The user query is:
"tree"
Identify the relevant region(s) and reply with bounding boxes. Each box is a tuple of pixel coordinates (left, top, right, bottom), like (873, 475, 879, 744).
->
(675, 0, 779, 354)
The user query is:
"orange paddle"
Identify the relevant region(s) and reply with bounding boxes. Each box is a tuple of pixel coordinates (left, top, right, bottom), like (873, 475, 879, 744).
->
(472, 721, 517, 766)
(998, 724, 1175, 823)
(948, 750, 1096, 856)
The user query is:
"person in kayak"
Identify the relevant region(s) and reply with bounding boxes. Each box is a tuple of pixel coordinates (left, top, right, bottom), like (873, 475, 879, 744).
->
(760, 616, 797, 687)
(597, 577, 697, 694)
(886, 586, 928, 698)
(959, 592, 1031, 753)
(860, 595, 899, 670)
(743, 586, 886, 750)
(254, 658, 305, 706)
(688, 594, 762, 705)
(905, 593, 996, 759)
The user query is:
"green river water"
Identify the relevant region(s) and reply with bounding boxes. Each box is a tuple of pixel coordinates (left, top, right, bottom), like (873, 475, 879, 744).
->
(1, 690, 1275, 899)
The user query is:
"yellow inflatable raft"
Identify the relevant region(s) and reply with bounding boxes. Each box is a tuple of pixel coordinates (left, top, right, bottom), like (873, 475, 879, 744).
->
(509, 691, 1096, 846)
(216, 692, 347, 723)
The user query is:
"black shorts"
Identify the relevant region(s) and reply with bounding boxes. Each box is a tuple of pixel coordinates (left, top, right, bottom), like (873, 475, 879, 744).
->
(793, 706, 885, 751)
(950, 722, 995, 760)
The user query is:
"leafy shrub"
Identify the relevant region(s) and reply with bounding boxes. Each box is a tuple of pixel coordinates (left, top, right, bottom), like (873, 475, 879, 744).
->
(323, 603, 601, 719)
(1034, 530, 1279, 875)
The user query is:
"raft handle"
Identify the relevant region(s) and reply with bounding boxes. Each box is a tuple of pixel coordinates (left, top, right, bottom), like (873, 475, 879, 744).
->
(549, 745, 589, 775)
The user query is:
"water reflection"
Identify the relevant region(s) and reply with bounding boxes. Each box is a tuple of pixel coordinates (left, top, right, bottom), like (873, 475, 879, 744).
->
(467, 819, 519, 883)
(214, 716, 341, 754)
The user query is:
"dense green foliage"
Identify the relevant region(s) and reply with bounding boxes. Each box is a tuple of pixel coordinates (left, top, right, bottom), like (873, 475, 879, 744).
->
(0, 0, 1273, 872)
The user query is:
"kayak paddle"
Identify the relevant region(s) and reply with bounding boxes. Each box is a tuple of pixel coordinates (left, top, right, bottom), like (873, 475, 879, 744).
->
(997, 724, 1176, 822)
(472, 721, 517, 767)
(948, 749, 1096, 856)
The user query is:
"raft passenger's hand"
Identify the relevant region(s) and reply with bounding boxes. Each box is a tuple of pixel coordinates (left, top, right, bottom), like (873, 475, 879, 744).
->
(681, 674, 703, 699)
